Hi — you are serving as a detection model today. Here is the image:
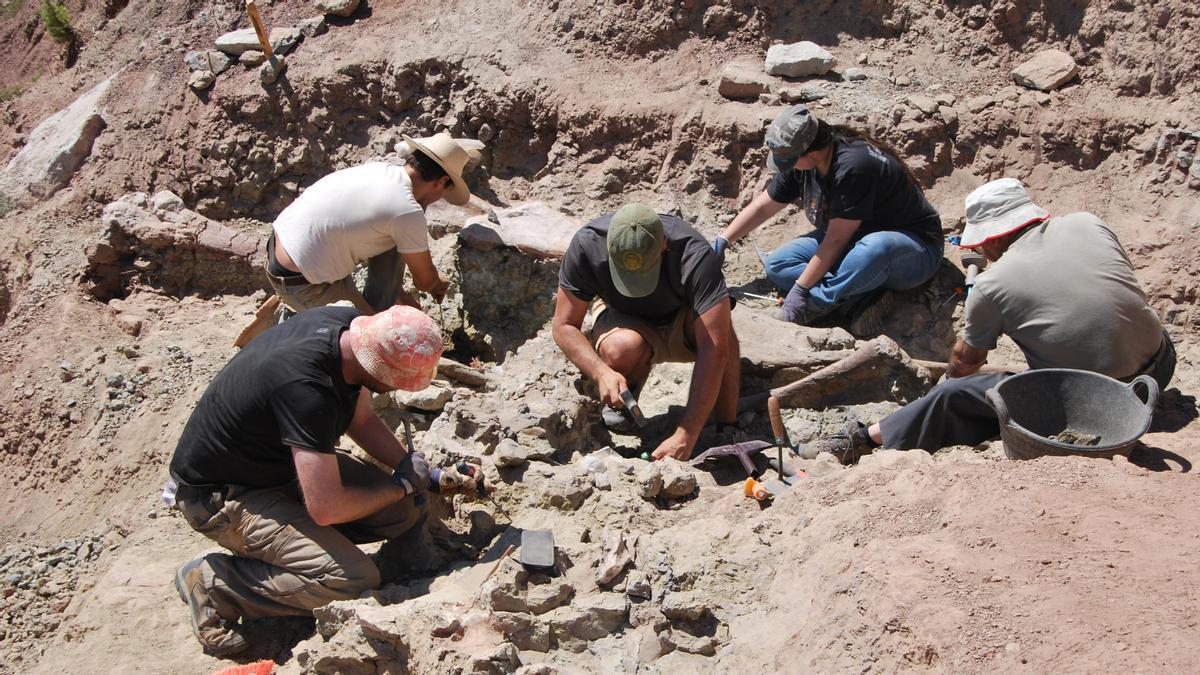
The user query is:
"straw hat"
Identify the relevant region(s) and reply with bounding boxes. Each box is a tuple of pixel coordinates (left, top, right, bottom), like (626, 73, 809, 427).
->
(348, 305, 444, 391)
(402, 132, 477, 206)
(959, 178, 1050, 248)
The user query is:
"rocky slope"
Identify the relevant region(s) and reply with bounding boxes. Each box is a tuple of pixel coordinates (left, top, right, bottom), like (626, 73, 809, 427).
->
(0, 0, 1198, 673)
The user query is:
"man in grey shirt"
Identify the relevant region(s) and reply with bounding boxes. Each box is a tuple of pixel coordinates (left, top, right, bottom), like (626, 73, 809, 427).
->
(806, 178, 1175, 462)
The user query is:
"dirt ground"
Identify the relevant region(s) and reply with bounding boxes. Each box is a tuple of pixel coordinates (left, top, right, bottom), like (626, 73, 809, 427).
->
(1, 0, 1199, 673)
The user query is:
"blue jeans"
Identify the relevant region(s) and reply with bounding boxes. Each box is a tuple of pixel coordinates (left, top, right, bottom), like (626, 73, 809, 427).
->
(764, 229, 943, 313)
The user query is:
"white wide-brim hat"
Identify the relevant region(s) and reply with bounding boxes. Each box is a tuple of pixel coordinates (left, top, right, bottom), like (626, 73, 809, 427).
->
(402, 132, 478, 206)
(959, 178, 1050, 248)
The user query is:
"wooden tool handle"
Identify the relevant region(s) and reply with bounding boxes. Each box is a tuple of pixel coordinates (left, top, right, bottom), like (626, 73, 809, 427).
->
(246, 0, 274, 59)
(768, 395, 787, 445)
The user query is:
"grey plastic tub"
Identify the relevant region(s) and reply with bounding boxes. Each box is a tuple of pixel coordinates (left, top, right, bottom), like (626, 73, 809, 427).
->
(984, 368, 1158, 461)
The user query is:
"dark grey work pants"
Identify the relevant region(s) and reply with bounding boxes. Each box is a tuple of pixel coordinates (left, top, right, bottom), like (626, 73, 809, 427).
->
(878, 330, 1176, 451)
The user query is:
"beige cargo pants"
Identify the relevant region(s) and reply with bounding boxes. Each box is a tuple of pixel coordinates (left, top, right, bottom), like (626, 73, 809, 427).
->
(175, 452, 423, 621)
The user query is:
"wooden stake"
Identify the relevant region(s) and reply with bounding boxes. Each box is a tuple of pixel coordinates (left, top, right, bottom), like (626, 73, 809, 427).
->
(246, 0, 274, 59)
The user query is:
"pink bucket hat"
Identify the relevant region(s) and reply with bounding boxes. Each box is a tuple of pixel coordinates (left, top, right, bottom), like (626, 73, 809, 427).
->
(348, 306, 444, 391)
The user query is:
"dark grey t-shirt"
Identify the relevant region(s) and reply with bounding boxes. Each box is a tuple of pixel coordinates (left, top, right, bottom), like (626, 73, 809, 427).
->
(558, 213, 729, 325)
(767, 136, 942, 241)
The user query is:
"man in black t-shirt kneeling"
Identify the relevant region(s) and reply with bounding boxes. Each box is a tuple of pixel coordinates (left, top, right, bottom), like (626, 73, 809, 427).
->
(168, 304, 444, 656)
(553, 203, 741, 462)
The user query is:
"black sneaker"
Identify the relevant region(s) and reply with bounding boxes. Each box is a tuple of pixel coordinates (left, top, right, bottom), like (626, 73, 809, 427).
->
(800, 420, 877, 464)
(175, 556, 248, 657)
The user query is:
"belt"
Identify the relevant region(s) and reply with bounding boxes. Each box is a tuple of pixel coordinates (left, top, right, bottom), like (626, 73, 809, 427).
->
(265, 233, 309, 288)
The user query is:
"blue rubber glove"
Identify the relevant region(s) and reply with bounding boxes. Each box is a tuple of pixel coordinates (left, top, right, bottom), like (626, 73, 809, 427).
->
(775, 283, 811, 325)
(712, 236, 728, 266)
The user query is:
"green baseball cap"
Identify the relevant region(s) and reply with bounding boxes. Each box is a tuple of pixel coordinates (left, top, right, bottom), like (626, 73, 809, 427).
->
(607, 203, 665, 298)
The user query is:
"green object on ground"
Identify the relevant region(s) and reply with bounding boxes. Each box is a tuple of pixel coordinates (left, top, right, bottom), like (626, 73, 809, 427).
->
(640, 452, 651, 461)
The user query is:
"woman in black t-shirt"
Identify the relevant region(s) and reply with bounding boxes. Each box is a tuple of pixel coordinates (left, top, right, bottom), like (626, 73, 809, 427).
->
(714, 105, 944, 325)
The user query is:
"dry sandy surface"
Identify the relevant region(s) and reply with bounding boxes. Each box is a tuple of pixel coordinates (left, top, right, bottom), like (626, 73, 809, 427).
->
(1, 0, 1199, 673)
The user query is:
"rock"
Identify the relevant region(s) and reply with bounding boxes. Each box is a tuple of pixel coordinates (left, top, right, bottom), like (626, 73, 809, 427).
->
(515, 666, 558, 675)
(1012, 49, 1078, 91)
(662, 628, 718, 656)
(625, 571, 652, 599)
(733, 306, 855, 378)
(907, 95, 939, 115)
(260, 56, 287, 85)
(526, 579, 574, 615)
(547, 594, 629, 644)
(596, 529, 633, 587)
(934, 93, 956, 106)
(938, 105, 959, 126)
(240, 51, 267, 67)
(494, 438, 546, 467)
(636, 463, 663, 500)
(0, 75, 112, 202)
(717, 61, 774, 99)
(184, 50, 233, 74)
(214, 28, 264, 55)
(485, 562, 529, 613)
(967, 95, 995, 113)
(460, 202, 583, 260)
(894, 75, 912, 87)
(777, 84, 827, 103)
(187, 70, 215, 91)
(393, 383, 453, 412)
(298, 16, 328, 37)
(660, 591, 707, 621)
(658, 460, 697, 500)
(270, 27, 302, 55)
(151, 191, 184, 214)
(544, 476, 593, 511)
(316, 0, 359, 17)
(765, 41, 836, 77)
(492, 612, 550, 652)
(845, 67, 867, 81)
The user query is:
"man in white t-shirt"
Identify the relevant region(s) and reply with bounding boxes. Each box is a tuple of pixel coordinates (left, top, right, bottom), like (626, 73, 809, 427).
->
(266, 133, 481, 313)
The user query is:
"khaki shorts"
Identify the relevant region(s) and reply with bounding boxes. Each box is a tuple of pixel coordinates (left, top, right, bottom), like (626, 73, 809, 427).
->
(588, 299, 696, 365)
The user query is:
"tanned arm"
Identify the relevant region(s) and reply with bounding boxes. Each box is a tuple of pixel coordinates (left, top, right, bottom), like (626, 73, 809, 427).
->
(718, 189, 788, 244)
(651, 298, 734, 461)
(292, 448, 406, 526)
(794, 217, 861, 289)
(402, 250, 450, 301)
(551, 287, 626, 407)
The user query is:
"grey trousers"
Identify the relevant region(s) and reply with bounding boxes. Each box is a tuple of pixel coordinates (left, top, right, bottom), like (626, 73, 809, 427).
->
(878, 330, 1177, 451)
(176, 452, 424, 621)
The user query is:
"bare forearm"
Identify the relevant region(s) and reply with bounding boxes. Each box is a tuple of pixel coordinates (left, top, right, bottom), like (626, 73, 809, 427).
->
(348, 415, 408, 468)
(553, 322, 611, 382)
(796, 235, 851, 289)
(720, 191, 785, 243)
(308, 483, 407, 526)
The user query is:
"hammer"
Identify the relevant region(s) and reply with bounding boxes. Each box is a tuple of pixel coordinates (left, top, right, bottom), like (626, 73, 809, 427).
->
(961, 250, 987, 296)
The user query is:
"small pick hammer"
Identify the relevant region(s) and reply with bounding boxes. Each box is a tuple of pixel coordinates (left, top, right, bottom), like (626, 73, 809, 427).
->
(961, 250, 988, 296)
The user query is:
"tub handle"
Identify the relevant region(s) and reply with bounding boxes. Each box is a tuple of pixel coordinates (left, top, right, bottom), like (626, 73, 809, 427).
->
(1128, 374, 1159, 410)
(985, 387, 1010, 426)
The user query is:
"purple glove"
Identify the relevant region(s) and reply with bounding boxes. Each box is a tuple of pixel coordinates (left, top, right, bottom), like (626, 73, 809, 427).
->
(775, 283, 811, 325)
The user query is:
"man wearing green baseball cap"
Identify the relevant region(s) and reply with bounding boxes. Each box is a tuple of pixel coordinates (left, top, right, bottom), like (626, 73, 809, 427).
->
(552, 203, 742, 461)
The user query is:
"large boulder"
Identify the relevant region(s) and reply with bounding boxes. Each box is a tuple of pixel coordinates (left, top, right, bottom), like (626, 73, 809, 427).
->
(0, 75, 113, 202)
(765, 42, 835, 78)
(1011, 49, 1078, 91)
